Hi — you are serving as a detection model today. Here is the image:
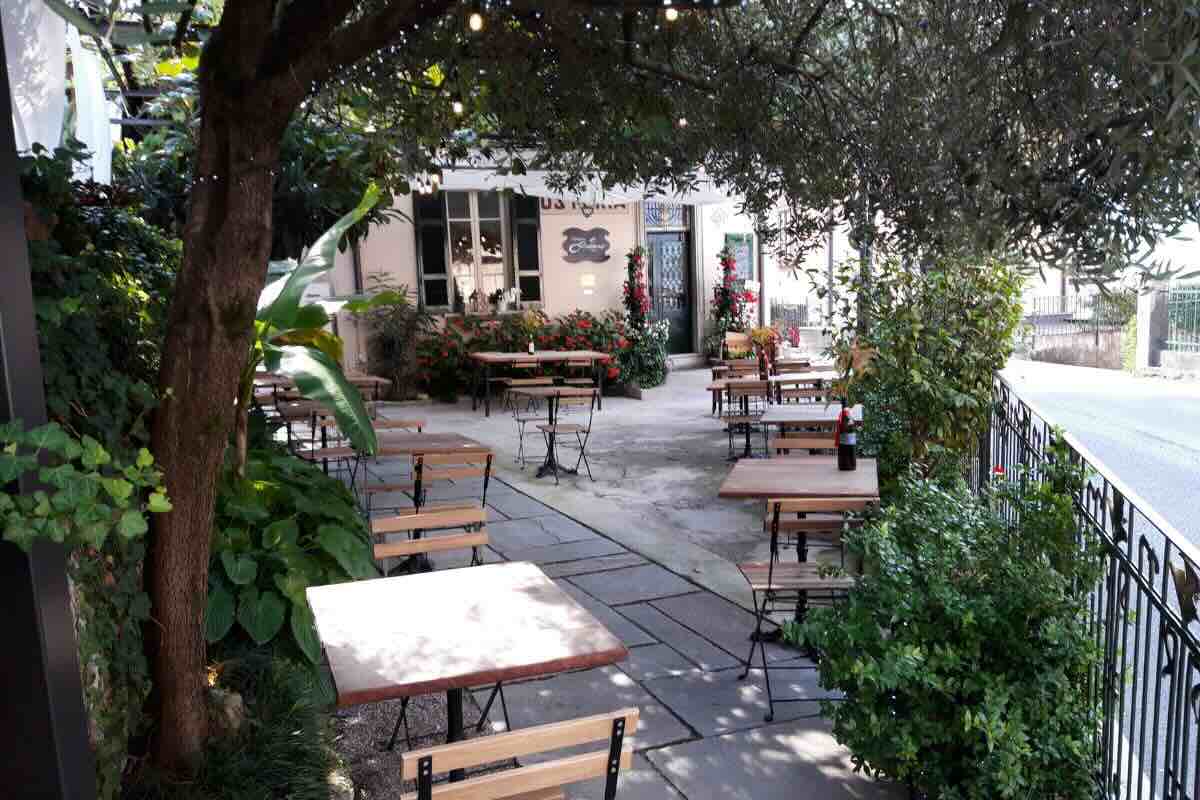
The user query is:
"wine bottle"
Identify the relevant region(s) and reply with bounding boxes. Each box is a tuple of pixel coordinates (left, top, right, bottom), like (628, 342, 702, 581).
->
(837, 403, 857, 471)
(528, 338, 535, 355)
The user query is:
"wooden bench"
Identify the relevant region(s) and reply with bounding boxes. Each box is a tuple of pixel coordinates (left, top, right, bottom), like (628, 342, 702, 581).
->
(400, 708, 639, 800)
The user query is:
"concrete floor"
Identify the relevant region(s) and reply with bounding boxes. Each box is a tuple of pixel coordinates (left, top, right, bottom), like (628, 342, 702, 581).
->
(374, 366, 774, 610)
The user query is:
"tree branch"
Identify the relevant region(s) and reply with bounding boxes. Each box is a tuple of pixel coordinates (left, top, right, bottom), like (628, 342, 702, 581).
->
(621, 11, 717, 93)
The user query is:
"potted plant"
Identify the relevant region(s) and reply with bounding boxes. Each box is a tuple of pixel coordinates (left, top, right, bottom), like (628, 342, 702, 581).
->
(487, 288, 505, 314)
(749, 326, 779, 377)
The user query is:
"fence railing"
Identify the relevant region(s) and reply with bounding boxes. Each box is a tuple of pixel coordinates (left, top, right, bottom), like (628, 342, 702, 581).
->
(1167, 284, 1200, 353)
(971, 376, 1200, 800)
(1023, 293, 1136, 337)
(770, 303, 810, 329)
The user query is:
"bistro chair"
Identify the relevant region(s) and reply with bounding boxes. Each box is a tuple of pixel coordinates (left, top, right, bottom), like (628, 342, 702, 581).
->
(738, 498, 874, 721)
(721, 380, 770, 459)
(562, 357, 597, 388)
(511, 397, 548, 470)
(501, 359, 554, 411)
(399, 708, 639, 800)
(537, 391, 597, 484)
(363, 450, 493, 520)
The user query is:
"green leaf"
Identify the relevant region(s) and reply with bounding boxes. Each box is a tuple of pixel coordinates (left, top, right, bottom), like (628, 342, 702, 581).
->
(273, 570, 311, 606)
(79, 435, 111, 468)
(290, 601, 322, 664)
(263, 518, 300, 550)
(102, 477, 134, 502)
(316, 523, 378, 579)
(221, 550, 258, 586)
(257, 184, 380, 328)
(136, 448, 154, 469)
(116, 509, 149, 539)
(263, 345, 378, 456)
(205, 581, 236, 643)
(27, 423, 71, 454)
(237, 587, 287, 645)
(147, 491, 172, 513)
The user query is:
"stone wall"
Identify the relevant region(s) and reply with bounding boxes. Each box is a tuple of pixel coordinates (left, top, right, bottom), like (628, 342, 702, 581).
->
(1029, 329, 1125, 370)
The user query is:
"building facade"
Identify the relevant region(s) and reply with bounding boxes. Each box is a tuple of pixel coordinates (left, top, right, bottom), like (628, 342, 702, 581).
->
(328, 188, 834, 369)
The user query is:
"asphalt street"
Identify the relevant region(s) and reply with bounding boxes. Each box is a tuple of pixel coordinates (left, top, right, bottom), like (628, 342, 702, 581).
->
(1001, 359, 1200, 546)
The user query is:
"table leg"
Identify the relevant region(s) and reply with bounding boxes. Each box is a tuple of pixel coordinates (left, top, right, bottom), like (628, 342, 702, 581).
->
(447, 688, 465, 782)
(741, 396, 754, 459)
(596, 360, 604, 410)
(536, 395, 559, 478)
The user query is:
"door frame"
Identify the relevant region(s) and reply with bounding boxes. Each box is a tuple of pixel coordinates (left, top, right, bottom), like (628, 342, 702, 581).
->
(639, 202, 700, 353)
(645, 230, 695, 355)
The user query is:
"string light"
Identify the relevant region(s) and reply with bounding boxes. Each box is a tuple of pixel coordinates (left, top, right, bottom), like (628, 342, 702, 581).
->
(665, 7, 679, 21)
(452, 93, 465, 115)
(468, 10, 484, 31)
(677, 117, 688, 128)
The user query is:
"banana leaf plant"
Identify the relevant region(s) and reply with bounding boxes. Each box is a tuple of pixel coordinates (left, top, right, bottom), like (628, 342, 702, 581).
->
(232, 184, 381, 475)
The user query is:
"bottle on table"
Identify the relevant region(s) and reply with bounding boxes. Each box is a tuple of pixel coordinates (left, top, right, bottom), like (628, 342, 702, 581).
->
(528, 338, 535, 355)
(836, 401, 858, 471)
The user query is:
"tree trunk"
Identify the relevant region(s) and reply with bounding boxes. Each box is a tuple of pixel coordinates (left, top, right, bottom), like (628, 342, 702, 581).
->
(147, 61, 288, 768)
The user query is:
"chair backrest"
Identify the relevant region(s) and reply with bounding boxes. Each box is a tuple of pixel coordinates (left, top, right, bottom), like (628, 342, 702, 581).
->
(400, 708, 639, 800)
(373, 528, 488, 561)
(727, 362, 760, 377)
(415, 451, 493, 485)
(373, 418, 425, 433)
(724, 331, 752, 356)
(727, 380, 769, 399)
(566, 358, 593, 369)
(513, 359, 540, 371)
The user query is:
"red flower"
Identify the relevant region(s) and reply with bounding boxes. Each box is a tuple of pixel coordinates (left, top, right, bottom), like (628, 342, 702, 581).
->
(607, 366, 620, 380)
(442, 350, 449, 357)
(991, 465, 1006, 478)
(578, 319, 592, 329)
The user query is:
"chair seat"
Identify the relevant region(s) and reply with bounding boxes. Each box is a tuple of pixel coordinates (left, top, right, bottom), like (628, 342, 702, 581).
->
(737, 561, 856, 592)
(723, 415, 761, 424)
(504, 377, 555, 387)
(537, 423, 586, 434)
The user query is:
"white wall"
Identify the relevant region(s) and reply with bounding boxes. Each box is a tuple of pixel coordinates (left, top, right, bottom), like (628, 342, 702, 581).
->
(538, 203, 637, 316)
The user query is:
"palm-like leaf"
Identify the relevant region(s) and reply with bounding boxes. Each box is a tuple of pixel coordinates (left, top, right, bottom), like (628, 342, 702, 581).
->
(263, 345, 378, 456)
(257, 183, 381, 328)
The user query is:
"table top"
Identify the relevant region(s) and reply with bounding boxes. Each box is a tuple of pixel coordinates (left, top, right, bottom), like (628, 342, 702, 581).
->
(346, 374, 392, 386)
(769, 370, 840, 384)
(760, 403, 864, 425)
(300, 433, 489, 461)
(509, 386, 599, 399)
(307, 562, 629, 706)
(471, 350, 611, 364)
(718, 456, 879, 499)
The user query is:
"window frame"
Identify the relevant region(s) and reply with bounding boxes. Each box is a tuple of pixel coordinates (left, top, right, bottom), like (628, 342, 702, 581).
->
(415, 190, 543, 312)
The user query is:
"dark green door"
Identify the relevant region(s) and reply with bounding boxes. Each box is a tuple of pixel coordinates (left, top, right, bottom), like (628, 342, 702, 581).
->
(647, 232, 693, 355)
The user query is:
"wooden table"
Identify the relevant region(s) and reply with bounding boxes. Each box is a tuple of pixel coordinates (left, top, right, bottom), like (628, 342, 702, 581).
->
(307, 561, 628, 769)
(718, 456, 879, 499)
(469, 350, 611, 417)
(509, 386, 597, 479)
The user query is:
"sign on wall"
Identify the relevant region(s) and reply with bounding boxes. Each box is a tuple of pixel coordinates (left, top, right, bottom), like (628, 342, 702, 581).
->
(724, 233, 754, 281)
(540, 198, 630, 217)
(562, 227, 612, 263)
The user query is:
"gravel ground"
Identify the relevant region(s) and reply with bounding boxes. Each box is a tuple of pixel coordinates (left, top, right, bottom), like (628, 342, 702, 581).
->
(332, 692, 508, 798)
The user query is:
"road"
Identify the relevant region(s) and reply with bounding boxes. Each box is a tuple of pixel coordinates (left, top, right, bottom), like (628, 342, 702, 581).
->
(1001, 359, 1200, 546)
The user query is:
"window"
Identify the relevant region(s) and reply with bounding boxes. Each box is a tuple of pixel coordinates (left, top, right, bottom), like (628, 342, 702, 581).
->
(644, 201, 689, 229)
(415, 190, 542, 310)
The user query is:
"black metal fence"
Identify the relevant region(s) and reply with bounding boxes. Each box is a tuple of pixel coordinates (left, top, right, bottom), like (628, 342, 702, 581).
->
(972, 376, 1199, 799)
(1167, 284, 1200, 353)
(770, 303, 811, 329)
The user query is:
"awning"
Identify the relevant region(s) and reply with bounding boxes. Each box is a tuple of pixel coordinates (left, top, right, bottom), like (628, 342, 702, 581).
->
(436, 167, 736, 206)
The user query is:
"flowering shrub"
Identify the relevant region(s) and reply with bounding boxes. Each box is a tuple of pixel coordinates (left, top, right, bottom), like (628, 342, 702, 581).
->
(414, 309, 629, 400)
(619, 247, 669, 388)
(705, 248, 756, 356)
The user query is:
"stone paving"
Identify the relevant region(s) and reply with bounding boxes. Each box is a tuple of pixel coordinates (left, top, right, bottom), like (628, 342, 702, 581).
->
(359, 466, 896, 799)
(334, 367, 900, 798)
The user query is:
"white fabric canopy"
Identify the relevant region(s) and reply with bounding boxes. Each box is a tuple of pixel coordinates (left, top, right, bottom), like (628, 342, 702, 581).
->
(437, 167, 736, 206)
(4, 0, 66, 152)
(66, 25, 111, 183)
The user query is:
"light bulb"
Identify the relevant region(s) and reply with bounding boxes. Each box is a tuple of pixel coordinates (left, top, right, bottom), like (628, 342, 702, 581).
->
(677, 117, 688, 128)
(468, 11, 484, 31)
(452, 99, 465, 115)
(665, 7, 679, 21)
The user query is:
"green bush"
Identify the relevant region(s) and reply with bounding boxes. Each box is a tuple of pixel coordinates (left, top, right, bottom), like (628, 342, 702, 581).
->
(0, 422, 170, 800)
(127, 644, 339, 800)
(819, 255, 1024, 499)
(796, 448, 1101, 800)
(206, 450, 377, 664)
(22, 141, 177, 452)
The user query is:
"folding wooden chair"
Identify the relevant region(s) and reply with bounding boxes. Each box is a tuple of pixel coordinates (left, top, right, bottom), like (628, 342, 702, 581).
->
(563, 357, 596, 388)
(537, 392, 596, 484)
(400, 708, 639, 800)
(501, 359, 554, 411)
(722, 381, 769, 459)
(738, 498, 874, 721)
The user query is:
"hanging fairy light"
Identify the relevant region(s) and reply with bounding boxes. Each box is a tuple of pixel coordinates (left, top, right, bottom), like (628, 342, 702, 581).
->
(677, 117, 688, 128)
(665, 7, 679, 21)
(468, 10, 484, 31)
(451, 93, 465, 115)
